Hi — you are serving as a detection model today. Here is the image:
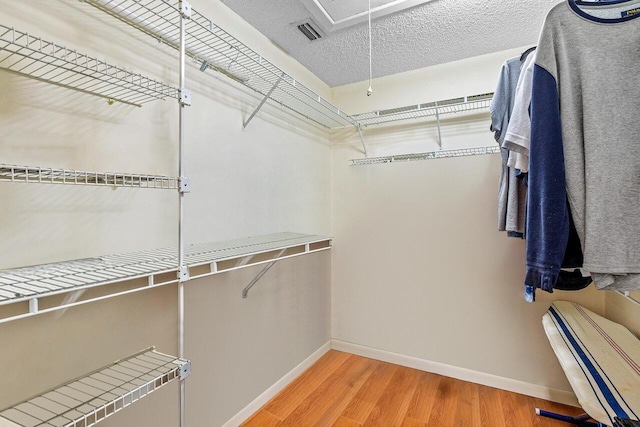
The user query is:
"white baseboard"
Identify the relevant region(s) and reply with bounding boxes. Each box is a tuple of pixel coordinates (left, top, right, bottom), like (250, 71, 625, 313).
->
(221, 341, 332, 427)
(331, 339, 579, 407)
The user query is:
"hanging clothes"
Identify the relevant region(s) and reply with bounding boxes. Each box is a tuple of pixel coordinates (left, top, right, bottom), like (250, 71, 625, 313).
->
(503, 51, 535, 173)
(527, 0, 640, 292)
(490, 57, 527, 236)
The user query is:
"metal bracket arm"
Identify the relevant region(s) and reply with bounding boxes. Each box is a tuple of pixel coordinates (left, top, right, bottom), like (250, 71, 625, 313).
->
(242, 74, 284, 130)
(357, 123, 368, 157)
(242, 248, 287, 298)
(434, 101, 443, 149)
(242, 261, 277, 298)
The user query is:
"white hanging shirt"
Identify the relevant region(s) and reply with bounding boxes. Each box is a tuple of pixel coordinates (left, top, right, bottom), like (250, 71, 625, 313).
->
(503, 51, 536, 173)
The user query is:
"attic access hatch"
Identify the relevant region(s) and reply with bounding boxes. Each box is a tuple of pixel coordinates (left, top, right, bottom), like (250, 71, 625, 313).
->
(300, 0, 435, 33)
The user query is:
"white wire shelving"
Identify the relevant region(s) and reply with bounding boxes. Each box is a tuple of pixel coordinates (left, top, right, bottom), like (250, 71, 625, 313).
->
(81, 0, 357, 129)
(351, 92, 495, 162)
(0, 232, 331, 324)
(0, 164, 179, 189)
(0, 23, 180, 107)
(351, 146, 501, 166)
(0, 347, 190, 427)
(352, 93, 493, 127)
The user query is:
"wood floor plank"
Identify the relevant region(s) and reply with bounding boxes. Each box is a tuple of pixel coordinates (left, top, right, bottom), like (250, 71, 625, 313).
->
(405, 371, 441, 422)
(241, 409, 282, 427)
(331, 416, 362, 427)
(424, 375, 460, 427)
(340, 359, 398, 424)
(478, 385, 507, 427)
(516, 393, 538, 426)
(455, 380, 480, 427)
(281, 354, 374, 426)
(399, 417, 426, 427)
(363, 365, 421, 426)
(501, 389, 535, 427)
(261, 350, 351, 420)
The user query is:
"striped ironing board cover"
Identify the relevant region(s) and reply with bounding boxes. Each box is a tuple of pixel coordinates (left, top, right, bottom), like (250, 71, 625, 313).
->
(543, 301, 640, 426)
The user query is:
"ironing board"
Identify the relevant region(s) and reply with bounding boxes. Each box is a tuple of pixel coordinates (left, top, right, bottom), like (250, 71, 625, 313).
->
(540, 301, 640, 426)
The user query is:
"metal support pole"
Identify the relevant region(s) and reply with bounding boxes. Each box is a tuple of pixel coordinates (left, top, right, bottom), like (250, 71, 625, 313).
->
(242, 74, 284, 130)
(357, 123, 368, 157)
(178, 3, 191, 427)
(435, 101, 443, 149)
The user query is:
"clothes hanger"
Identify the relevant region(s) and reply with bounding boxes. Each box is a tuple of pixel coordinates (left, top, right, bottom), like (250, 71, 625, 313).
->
(520, 46, 537, 61)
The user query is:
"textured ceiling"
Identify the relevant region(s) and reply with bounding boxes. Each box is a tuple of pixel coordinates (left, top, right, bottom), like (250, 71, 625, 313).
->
(220, 0, 560, 87)
(301, 0, 435, 32)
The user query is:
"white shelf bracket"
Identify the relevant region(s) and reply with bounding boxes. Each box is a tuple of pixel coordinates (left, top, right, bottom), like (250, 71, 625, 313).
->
(178, 265, 189, 282)
(242, 73, 285, 131)
(180, 88, 192, 106)
(357, 123, 368, 157)
(179, 176, 191, 193)
(242, 261, 277, 298)
(180, 360, 192, 380)
(180, 1, 192, 19)
(242, 248, 287, 298)
(435, 101, 443, 149)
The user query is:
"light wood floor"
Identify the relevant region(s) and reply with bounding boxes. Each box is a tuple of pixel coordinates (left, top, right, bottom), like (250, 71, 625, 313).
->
(241, 350, 585, 427)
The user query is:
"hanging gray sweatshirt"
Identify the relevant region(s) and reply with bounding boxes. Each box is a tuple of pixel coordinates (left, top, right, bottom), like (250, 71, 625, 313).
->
(527, 0, 640, 291)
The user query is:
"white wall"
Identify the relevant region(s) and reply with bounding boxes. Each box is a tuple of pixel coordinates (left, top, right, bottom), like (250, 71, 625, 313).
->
(330, 49, 606, 398)
(606, 292, 640, 338)
(0, 1, 331, 426)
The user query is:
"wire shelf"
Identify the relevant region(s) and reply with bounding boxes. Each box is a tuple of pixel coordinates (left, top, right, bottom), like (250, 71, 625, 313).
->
(0, 164, 179, 189)
(82, 0, 357, 129)
(0, 347, 190, 427)
(0, 24, 180, 107)
(352, 93, 493, 127)
(350, 146, 501, 166)
(0, 232, 331, 323)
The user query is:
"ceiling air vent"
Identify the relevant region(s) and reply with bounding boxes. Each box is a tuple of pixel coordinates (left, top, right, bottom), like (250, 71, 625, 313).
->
(297, 21, 323, 41)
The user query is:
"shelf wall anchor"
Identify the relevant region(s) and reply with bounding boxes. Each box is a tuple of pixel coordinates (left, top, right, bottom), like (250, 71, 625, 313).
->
(242, 73, 285, 130)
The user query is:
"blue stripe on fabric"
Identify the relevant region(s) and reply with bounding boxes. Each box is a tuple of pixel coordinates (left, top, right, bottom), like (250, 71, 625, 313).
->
(548, 311, 614, 425)
(558, 306, 640, 420)
(549, 306, 629, 420)
(569, 0, 640, 23)
(576, 0, 640, 5)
